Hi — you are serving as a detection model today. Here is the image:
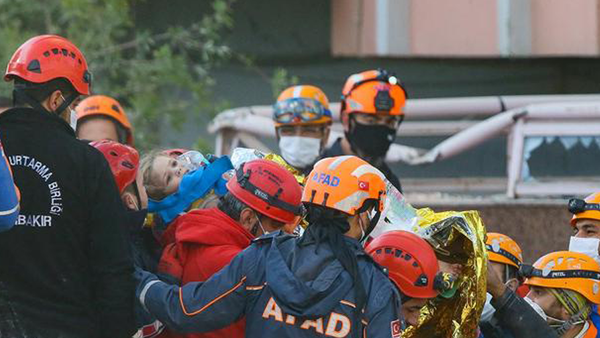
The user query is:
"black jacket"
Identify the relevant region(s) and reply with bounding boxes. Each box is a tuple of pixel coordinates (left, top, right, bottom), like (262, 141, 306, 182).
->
(482, 288, 559, 338)
(0, 108, 135, 338)
(322, 137, 402, 192)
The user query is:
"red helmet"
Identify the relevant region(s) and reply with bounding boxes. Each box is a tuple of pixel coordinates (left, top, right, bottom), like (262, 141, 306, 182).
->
(91, 140, 139, 193)
(366, 231, 440, 299)
(5, 35, 91, 95)
(227, 159, 303, 224)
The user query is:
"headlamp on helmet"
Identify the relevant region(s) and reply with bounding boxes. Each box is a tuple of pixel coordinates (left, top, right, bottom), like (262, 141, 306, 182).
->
(569, 198, 600, 215)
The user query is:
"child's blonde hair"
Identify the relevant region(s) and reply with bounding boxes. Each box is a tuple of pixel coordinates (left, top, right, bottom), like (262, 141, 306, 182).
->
(140, 150, 171, 200)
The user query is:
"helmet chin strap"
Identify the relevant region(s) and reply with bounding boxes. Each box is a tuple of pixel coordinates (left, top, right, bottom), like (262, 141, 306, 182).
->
(358, 207, 382, 244)
(13, 88, 77, 118)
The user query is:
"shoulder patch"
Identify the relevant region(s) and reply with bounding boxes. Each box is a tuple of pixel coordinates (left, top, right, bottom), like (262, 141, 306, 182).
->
(391, 319, 402, 338)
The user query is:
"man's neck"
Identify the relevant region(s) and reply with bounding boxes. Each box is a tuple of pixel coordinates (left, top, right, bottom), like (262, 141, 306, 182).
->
(340, 137, 384, 167)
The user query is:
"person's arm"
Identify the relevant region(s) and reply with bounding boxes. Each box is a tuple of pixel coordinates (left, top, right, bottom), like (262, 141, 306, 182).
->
(490, 288, 559, 338)
(89, 153, 136, 338)
(365, 286, 404, 338)
(137, 245, 255, 333)
(487, 264, 558, 338)
(0, 141, 18, 231)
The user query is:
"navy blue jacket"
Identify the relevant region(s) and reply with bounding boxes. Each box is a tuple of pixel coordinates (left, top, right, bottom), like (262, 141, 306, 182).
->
(137, 231, 403, 338)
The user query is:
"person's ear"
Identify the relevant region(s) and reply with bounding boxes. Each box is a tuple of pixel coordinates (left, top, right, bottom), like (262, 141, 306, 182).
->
(321, 127, 331, 150)
(239, 208, 257, 232)
(341, 112, 350, 132)
(505, 278, 519, 292)
(122, 192, 139, 211)
(41, 90, 64, 113)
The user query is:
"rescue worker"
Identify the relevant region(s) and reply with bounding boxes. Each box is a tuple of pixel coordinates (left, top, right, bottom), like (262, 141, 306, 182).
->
(76, 95, 134, 146)
(322, 69, 406, 191)
(568, 193, 600, 263)
(136, 155, 402, 337)
(522, 251, 600, 337)
(566, 193, 600, 337)
(0, 35, 134, 338)
(480, 233, 524, 338)
(0, 139, 19, 230)
(484, 251, 600, 338)
(365, 230, 441, 328)
(155, 159, 303, 338)
(273, 85, 332, 174)
(91, 140, 164, 338)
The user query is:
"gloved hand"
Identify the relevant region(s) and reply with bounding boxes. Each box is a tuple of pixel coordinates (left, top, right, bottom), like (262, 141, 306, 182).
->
(157, 243, 183, 285)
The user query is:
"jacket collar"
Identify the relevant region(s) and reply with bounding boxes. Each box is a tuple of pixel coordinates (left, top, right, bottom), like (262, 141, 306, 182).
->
(0, 107, 75, 137)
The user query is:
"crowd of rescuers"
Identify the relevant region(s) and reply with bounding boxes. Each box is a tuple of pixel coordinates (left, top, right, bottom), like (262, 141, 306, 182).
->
(1, 34, 600, 338)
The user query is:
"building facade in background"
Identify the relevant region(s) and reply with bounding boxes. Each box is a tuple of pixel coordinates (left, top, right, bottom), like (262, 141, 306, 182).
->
(332, 0, 600, 57)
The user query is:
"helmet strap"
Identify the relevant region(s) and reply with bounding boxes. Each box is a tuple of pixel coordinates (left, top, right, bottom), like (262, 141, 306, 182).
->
(56, 92, 78, 117)
(553, 311, 586, 336)
(357, 198, 382, 243)
(13, 88, 77, 118)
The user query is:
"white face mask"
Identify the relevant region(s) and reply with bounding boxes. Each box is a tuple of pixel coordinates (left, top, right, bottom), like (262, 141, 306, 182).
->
(279, 136, 321, 169)
(69, 107, 78, 131)
(524, 296, 569, 328)
(524, 296, 548, 321)
(569, 237, 600, 265)
(61, 95, 78, 131)
(481, 293, 495, 322)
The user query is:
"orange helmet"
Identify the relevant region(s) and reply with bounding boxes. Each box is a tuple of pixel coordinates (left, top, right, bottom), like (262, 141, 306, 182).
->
(486, 233, 523, 269)
(569, 192, 600, 226)
(273, 85, 332, 127)
(76, 95, 133, 146)
(523, 251, 600, 304)
(302, 156, 387, 215)
(341, 69, 407, 116)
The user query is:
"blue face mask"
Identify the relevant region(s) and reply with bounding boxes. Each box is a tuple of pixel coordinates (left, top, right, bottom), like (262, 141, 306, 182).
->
(148, 156, 233, 224)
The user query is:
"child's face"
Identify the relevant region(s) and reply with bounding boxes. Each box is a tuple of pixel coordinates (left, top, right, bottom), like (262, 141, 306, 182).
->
(150, 155, 189, 198)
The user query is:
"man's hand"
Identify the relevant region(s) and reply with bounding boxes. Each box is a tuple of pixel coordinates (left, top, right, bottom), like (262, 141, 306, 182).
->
(486, 264, 506, 299)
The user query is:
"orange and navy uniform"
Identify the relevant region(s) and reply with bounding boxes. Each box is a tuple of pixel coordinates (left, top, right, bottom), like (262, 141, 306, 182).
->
(137, 231, 402, 338)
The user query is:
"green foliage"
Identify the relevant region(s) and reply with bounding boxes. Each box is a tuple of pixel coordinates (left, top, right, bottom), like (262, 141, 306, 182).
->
(0, 0, 236, 151)
(270, 67, 299, 99)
